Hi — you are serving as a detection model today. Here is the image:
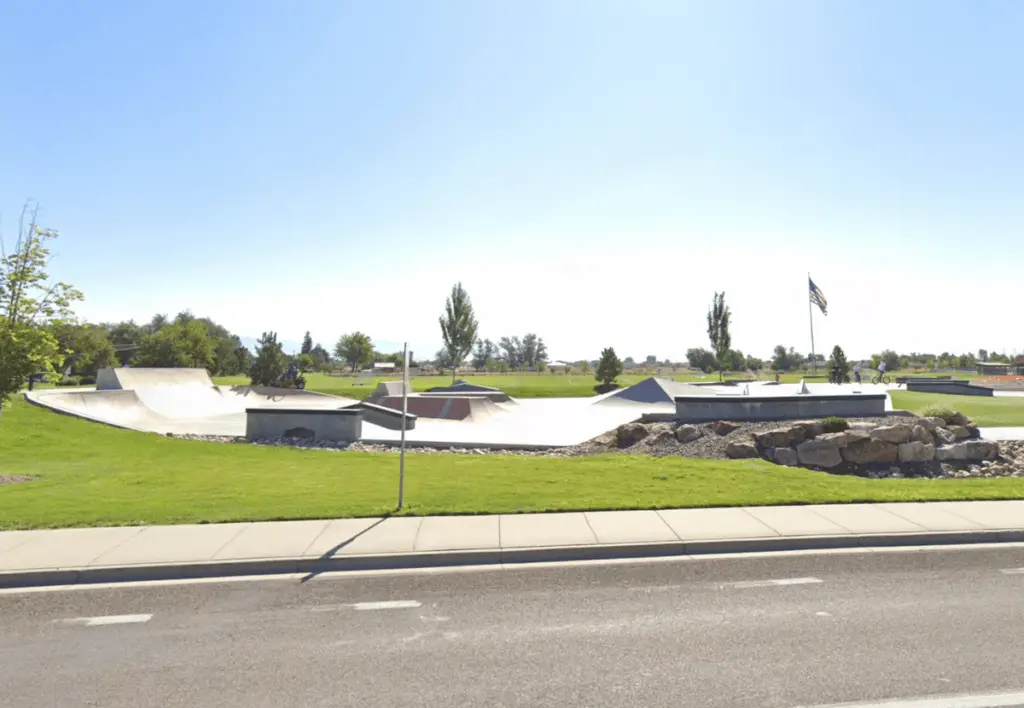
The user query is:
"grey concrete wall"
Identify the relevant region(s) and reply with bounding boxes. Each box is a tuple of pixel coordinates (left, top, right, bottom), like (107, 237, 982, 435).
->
(674, 394, 887, 422)
(245, 408, 362, 442)
(905, 381, 994, 396)
(357, 402, 417, 431)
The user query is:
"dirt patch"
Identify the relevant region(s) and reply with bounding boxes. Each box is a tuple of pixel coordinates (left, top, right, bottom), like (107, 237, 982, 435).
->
(0, 475, 36, 485)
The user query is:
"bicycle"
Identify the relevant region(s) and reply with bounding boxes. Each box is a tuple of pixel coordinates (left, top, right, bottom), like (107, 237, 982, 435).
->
(871, 373, 891, 384)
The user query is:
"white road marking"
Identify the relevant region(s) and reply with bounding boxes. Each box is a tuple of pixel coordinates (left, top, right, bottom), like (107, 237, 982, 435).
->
(999, 568, 1024, 575)
(60, 614, 152, 626)
(815, 611, 832, 617)
(726, 577, 823, 589)
(351, 600, 421, 611)
(793, 689, 1024, 707)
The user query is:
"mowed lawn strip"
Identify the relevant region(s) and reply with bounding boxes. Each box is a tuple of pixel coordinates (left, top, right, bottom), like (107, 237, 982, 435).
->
(889, 391, 1024, 427)
(2, 401, 1024, 530)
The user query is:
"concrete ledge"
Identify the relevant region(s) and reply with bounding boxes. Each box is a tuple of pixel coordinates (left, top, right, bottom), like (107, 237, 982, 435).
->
(3, 529, 1024, 589)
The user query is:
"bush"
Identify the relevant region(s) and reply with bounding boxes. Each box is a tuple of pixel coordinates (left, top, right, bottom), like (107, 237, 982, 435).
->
(80, 375, 96, 385)
(56, 376, 82, 387)
(822, 416, 849, 433)
(920, 405, 965, 425)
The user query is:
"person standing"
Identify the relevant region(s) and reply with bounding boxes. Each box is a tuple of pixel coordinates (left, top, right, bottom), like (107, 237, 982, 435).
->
(853, 363, 862, 384)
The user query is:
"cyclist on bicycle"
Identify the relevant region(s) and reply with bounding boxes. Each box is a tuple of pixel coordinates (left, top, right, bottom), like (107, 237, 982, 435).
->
(877, 361, 887, 382)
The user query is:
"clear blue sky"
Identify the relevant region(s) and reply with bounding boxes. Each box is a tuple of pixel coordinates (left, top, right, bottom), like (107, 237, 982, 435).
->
(3, 1, 1022, 361)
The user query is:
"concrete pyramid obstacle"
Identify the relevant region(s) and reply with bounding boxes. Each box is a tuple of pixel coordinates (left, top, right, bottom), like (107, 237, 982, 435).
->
(597, 377, 707, 405)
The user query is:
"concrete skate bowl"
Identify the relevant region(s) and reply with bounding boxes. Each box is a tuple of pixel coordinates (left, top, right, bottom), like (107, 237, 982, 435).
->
(27, 367, 357, 436)
(371, 379, 512, 403)
(369, 395, 508, 422)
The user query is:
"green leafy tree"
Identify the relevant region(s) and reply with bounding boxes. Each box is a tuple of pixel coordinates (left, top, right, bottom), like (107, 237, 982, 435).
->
(686, 347, 718, 374)
(135, 320, 216, 370)
(580, 360, 591, 375)
(0, 204, 82, 410)
(745, 356, 764, 372)
(706, 291, 732, 381)
(249, 331, 286, 386)
(51, 322, 117, 378)
(439, 282, 479, 382)
(295, 353, 315, 372)
(829, 345, 850, 383)
(595, 347, 623, 386)
(301, 331, 313, 355)
(334, 332, 374, 372)
(472, 338, 497, 371)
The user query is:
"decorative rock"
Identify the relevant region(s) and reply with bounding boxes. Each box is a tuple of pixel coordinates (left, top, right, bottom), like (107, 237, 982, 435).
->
(615, 423, 649, 448)
(935, 427, 957, 444)
(818, 430, 870, 448)
(917, 417, 944, 432)
(966, 425, 981, 439)
(725, 442, 760, 459)
(796, 439, 842, 468)
(754, 426, 807, 449)
(710, 420, 741, 436)
(675, 425, 702, 443)
(842, 438, 899, 464)
(960, 440, 999, 460)
(870, 424, 914, 444)
(948, 425, 970, 441)
(935, 446, 956, 461)
(792, 420, 825, 437)
(911, 425, 934, 445)
(772, 447, 799, 466)
(898, 441, 935, 462)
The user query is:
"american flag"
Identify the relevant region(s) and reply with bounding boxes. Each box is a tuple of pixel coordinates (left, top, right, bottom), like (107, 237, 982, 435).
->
(809, 277, 827, 315)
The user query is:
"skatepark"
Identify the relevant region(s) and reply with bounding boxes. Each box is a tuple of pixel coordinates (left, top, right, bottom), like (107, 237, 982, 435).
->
(26, 368, 897, 449)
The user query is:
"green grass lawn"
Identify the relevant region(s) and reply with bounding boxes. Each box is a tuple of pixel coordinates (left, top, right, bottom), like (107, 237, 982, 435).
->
(3, 400, 1024, 530)
(889, 390, 1024, 427)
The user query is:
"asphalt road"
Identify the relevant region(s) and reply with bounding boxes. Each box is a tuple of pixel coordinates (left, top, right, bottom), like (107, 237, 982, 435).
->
(3, 547, 1024, 707)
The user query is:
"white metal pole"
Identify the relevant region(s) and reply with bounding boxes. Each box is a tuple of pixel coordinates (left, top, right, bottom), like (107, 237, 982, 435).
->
(808, 274, 817, 376)
(398, 343, 409, 510)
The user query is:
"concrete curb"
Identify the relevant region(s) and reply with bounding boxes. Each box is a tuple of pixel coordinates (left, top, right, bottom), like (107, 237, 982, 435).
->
(2, 529, 1023, 589)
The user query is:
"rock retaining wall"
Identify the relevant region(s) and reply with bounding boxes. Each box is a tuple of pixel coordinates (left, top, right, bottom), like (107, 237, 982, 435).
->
(728, 415, 1008, 478)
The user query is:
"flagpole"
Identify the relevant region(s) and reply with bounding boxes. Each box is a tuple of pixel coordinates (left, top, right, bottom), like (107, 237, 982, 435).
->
(808, 273, 817, 376)
(397, 342, 409, 511)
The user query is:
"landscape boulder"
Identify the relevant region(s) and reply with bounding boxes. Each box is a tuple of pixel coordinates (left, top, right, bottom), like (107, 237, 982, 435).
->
(870, 424, 914, 444)
(772, 447, 799, 467)
(917, 417, 945, 432)
(910, 425, 934, 445)
(935, 441, 999, 461)
(675, 425, 702, 443)
(725, 442, 760, 459)
(754, 426, 807, 449)
(935, 427, 957, 444)
(615, 423, 649, 448)
(817, 430, 870, 448)
(898, 441, 935, 462)
(791, 420, 825, 437)
(948, 425, 970, 441)
(710, 420, 741, 436)
(842, 438, 899, 464)
(796, 439, 842, 468)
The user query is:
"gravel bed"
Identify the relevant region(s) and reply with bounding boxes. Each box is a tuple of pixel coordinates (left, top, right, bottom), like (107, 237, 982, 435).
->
(0, 475, 36, 485)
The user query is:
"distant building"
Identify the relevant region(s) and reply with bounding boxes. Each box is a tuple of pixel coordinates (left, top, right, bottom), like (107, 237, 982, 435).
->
(373, 362, 396, 374)
(547, 361, 573, 372)
(976, 361, 1012, 376)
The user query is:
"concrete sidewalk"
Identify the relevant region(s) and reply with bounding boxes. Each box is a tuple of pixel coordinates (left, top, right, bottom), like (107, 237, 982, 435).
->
(2, 500, 1024, 588)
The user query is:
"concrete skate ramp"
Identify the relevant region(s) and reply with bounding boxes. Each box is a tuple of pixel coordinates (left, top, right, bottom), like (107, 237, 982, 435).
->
(370, 395, 505, 422)
(96, 367, 215, 391)
(28, 369, 357, 436)
(596, 377, 707, 405)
